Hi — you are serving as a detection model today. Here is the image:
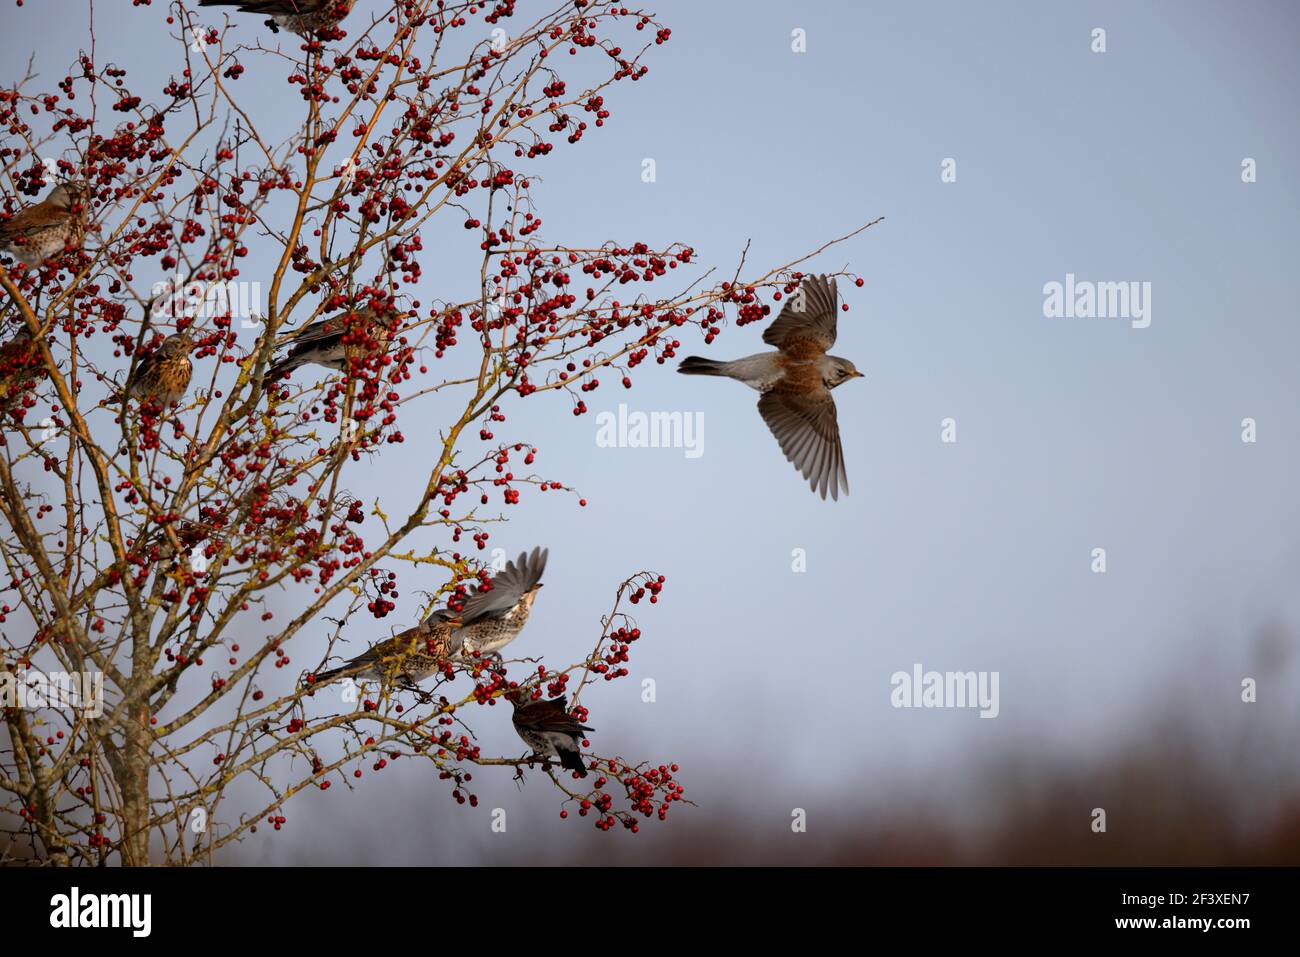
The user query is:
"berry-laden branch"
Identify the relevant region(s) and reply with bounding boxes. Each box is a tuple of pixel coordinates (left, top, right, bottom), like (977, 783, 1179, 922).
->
(0, 0, 871, 865)
(144, 570, 685, 857)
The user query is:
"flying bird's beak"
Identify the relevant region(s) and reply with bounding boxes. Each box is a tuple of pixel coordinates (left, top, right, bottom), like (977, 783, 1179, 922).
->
(852, 371, 865, 378)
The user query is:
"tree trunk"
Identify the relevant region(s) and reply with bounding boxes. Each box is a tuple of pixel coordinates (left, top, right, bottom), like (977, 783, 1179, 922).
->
(115, 701, 152, 866)
(31, 767, 70, 866)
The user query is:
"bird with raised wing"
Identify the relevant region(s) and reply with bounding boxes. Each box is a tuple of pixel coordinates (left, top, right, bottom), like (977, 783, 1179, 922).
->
(677, 274, 863, 500)
(128, 333, 197, 407)
(267, 306, 398, 381)
(308, 547, 549, 690)
(441, 546, 548, 663)
(509, 691, 592, 777)
(0, 183, 88, 267)
(197, 0, 357, 36)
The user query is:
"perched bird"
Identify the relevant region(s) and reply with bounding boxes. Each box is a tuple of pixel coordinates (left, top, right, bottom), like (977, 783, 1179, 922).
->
(510, 691, 592, 776)
(0, 326, 40, 412)
(127, 333, 197, 407)
(267, 306, 398, 380)
(440, 547, 548, 663)
(197, 0, 357, 36)
(309, 612, 458, 690)
(308, 546, 548, 688)
(0, 182, 88, 267)
(677, 274, 863, 500)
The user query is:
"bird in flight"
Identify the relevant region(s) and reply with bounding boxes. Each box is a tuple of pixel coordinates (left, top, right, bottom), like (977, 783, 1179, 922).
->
(267, 306, 398, 381)
(677, 274, 863, 500)
(0, 182, 88, 267)
(509, 690, 592, 777)
(197, 0, 357, 36)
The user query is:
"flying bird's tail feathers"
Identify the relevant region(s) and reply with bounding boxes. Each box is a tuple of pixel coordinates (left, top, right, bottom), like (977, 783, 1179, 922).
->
(677, 356, 728, 376)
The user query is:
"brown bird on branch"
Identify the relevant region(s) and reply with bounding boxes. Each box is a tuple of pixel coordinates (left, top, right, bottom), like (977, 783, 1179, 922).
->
(0, 183, 88, 267)
(510, 691, 593, 777)
(308, 611, 459, 691)
(308, 547, 549, 692)
(267, 306, 399, 381)
(127, 333, 197, 407)
(197, 0, 357, 36)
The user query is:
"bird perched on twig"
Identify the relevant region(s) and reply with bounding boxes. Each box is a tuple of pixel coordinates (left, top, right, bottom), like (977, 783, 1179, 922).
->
(0, 182, 88, 267)
(677, 274, 863, 500)
(266, 306, 399, 381)
(441, 547, 548, 663)
(509, 691, 592, 777)
(308, 611, 459, 691)
(127, 333, 197, 407)
(306, 547, 548, 694)
(197, 0, 357, 36)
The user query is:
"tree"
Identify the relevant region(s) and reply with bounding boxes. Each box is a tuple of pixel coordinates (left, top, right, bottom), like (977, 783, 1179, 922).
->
(0, 0, 875, 865)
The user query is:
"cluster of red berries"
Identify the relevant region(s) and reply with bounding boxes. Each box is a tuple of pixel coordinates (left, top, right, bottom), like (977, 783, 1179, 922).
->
(0, 0, 714, 855)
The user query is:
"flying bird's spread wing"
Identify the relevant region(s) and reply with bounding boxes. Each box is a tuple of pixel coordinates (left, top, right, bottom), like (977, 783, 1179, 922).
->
(456, 547, 548, 624)
(757, 384, 848, 501)
(762, 274, 839, 357)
